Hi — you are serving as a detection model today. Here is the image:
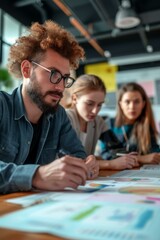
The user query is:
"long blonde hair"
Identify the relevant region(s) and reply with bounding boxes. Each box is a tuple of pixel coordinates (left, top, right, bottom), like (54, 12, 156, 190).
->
(64, 74, 106, 108)
(115, 82, 158, 154)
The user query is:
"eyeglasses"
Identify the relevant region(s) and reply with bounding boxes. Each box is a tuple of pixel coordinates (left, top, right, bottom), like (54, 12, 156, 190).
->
(31, 61, 75, 88)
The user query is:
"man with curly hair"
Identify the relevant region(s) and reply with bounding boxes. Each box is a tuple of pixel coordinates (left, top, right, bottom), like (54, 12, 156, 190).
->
(0, 20, 99, 194)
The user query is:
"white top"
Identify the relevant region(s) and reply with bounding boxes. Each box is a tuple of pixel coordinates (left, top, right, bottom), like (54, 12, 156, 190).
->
(66, 108, 108, 155)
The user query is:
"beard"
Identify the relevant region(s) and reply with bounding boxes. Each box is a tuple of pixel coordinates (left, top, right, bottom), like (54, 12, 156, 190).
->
(26, 72, 63, 114)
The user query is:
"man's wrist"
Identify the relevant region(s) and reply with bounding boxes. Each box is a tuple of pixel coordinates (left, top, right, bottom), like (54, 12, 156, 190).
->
(32, 166, 42, 189)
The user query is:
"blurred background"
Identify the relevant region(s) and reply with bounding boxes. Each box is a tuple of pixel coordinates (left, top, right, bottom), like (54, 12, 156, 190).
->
(0, 0, 160, 129)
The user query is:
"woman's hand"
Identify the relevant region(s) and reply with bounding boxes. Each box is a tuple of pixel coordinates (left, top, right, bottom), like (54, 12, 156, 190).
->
(138, 153, 160, 164)
(98, 153, 139, 170)
(85, 155, 99, 179)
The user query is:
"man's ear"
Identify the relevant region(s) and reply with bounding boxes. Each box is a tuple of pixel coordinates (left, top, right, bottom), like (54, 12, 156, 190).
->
(21, 60, 31, 78)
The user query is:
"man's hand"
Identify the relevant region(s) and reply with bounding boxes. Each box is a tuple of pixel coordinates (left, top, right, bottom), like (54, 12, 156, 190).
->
(32, 155, 88, 191)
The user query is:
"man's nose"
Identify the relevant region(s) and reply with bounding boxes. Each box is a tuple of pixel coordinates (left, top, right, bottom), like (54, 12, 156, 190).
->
(54, 78, 65, 91)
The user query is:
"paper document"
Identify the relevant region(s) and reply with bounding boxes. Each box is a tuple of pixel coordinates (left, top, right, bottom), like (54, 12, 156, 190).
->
(0, 201, 160, 240)
(140, 164, 160, 171)
(110, 170, 160, 178)
(6, 181, 115, 207)
(6, 177, 160, 207)
(6, 191, 92, 207)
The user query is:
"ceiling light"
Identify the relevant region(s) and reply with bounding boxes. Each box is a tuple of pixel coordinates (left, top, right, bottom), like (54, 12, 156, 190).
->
(146, 45, 153, 53)
(104, 50, 111, 58)
(115, 0, 140, 29)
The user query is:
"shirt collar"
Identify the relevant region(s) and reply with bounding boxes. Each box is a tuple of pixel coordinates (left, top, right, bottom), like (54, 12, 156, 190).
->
(14, 84, 26, 120)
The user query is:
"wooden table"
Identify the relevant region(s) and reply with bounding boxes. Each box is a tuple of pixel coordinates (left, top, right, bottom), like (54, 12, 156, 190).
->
(0, 170, 118, 240)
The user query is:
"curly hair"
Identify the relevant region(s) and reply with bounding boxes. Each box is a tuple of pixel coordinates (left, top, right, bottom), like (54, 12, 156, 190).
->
(7, 20, 85, 78)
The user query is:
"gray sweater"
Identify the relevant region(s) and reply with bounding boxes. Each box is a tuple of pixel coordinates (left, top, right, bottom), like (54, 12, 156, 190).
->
(66, 109, 108, 155)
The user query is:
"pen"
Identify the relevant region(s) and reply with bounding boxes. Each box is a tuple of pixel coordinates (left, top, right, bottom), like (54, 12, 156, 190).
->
(116, 153, 126, 156)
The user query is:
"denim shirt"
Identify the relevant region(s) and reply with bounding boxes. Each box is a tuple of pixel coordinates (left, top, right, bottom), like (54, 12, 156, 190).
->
(0, 85, 86, 194)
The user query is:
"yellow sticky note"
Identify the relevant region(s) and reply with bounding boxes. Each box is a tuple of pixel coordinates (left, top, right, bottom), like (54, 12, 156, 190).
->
(85, 62, 118, 92)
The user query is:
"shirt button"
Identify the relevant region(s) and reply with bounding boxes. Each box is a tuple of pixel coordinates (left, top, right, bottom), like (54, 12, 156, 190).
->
(28, 141, 31, 145)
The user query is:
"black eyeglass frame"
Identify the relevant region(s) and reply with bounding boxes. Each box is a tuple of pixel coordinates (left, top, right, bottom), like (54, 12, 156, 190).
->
(31, 61, 75, 88)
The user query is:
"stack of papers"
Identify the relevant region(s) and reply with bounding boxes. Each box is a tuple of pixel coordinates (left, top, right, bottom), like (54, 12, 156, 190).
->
(0, 200, 160, 240)
(110, 169, 160, 178)
(140, 164, 160, 171)
(0, 166, 160, 240)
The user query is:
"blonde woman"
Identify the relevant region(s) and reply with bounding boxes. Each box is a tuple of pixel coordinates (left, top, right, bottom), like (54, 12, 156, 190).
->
(64, 74, 138, 170)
